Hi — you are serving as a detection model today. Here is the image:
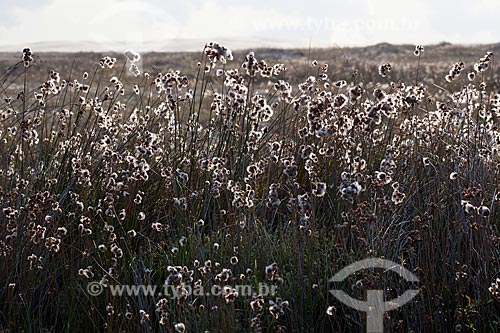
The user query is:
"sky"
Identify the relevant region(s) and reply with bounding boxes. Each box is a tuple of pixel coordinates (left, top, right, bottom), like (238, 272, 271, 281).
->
(0, 0, 499, 51)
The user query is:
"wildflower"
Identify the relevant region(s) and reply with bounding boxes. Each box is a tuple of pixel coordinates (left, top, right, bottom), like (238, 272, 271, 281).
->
(22, 47, 34, 67)
(375, 171, 392, 185)
(124, 49, 141, 63)
(312, 182, 327, 197)
(129, 63, 141, 77)
(489, 278, 500, 298)
(339, 181, 362, 202)
(478, 206, 490, 217)
(176, 169, 189, 183)
(414, 45, 424, 56)
(230, 256, 239, 265)
(57, 227, 68, 235)
(98, 56, 116, 69)
(333, 93, 348, 109)
(326, 306, 336, 316)
(265, 262, 279, 280)
(223, 286, 239, 303)
(204, 42, 233, 64)
(461, 200, 476, 214)
(378, 63, 392, 77)
(334, 80, 347, 88)
(106, 303, 114, 315)
(45, 237, 61, 252)
(134, 193, 143, 204)
(269, 298, 288, 319)
(111, 244, 123, 258)
(174, 323, 186, 333)
(125, 311, 133, 320)
(78, 267, 94, 279)
(373, 88, 385, 100)
(173, 197, 188, 210)
(445, 62, 464, 82)
(216, 268, 233, 283)
(251, 295, 265, 311)
(139, 309, 150, 324)
(392, 189, 406, 205)
(474, 52, 493, 73)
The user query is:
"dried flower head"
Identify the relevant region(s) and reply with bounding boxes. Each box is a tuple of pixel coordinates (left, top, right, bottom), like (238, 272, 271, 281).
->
(414, 45, 424, 56)
(378, 63, 392, 77)
(174, 323, 186, 333)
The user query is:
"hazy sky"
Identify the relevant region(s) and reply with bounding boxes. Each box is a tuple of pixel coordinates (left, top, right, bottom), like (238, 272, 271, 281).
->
(0, 0, 499, 51)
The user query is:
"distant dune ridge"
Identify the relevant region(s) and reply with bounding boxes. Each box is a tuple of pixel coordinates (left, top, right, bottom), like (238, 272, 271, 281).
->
(0, 38, 304, 53)
(1, 39, 499, 53)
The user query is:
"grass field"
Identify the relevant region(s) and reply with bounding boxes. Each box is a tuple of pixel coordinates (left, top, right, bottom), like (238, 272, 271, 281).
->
(1, 42, 500, 332)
